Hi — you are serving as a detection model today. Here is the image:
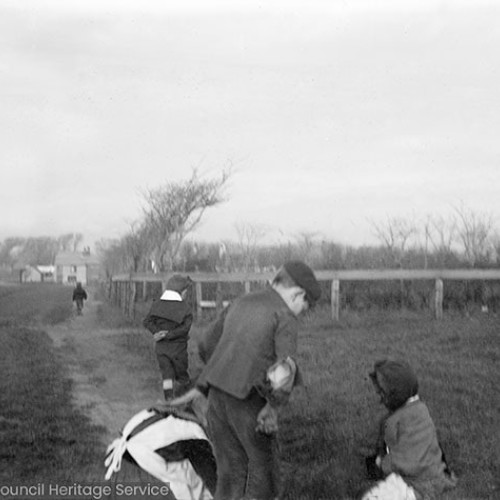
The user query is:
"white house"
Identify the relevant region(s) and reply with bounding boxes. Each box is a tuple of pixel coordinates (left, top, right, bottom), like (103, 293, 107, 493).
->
(54, 251, 100, 285)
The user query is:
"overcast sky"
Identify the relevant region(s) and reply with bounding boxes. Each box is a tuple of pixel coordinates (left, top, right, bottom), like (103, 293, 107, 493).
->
(1, 0, 499, 249)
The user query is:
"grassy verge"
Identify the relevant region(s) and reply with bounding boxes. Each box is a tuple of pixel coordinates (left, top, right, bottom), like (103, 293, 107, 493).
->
(0, 285, 106, 485)
(0, 283, 74, 325)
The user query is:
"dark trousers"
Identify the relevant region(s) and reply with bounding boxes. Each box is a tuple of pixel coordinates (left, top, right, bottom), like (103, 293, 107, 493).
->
(75, 299, 84, 314)
(155, 342, 189, 380)
(155, 341, 190, 397)
(207, 387, 278, 500)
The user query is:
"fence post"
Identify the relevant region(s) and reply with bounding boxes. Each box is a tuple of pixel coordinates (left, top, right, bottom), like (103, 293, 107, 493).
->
(435, 279, 443, 320)
(195, 281, 203, 318)
(128, 280, 137, 319)
(244, 281, 251, 294)
(216, 282, 223, 312)
(331, 279, 340, 321)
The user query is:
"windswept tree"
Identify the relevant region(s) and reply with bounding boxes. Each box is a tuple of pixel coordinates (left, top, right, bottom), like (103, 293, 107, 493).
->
(141, 169, 230, 272)
(121, 221, 150, 272)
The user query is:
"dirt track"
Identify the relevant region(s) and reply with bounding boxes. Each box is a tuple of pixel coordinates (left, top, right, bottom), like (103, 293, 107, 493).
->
(46, 297, 161, 444)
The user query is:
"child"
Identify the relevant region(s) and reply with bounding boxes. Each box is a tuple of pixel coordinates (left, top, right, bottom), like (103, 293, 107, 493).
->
(362, 359, 457, 500)
(143, 275, 193, 401)
(104, 397, 216, 500)
(72, 282, 88, 315)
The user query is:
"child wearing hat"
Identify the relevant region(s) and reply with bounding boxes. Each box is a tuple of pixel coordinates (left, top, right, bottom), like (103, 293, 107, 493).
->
(143, 275, 193, 401)
(362, 359, 457, 500)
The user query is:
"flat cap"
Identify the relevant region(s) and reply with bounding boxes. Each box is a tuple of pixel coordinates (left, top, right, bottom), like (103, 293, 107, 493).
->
(283, 261, 321, 305)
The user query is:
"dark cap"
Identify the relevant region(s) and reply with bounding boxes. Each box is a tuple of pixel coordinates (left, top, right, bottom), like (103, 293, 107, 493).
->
(283, 261, 321, 305)
(166, 274, 192, 293)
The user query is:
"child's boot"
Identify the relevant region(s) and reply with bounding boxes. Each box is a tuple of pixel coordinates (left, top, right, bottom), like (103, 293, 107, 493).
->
(162, 379, 174, 401)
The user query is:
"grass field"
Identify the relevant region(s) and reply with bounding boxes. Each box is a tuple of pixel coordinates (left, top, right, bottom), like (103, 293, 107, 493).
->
(0, 284, 106, 486)
(1, 284, 499, 499)
(179, 306, 499, 500)
(271, 308, 500, 499)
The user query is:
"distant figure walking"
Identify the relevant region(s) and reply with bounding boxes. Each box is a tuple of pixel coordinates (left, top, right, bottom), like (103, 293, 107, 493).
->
(72, 282, 88, 315)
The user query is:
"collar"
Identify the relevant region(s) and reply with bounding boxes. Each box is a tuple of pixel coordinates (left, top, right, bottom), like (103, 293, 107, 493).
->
(160, 290, 182, 301)
(405, 395, 420, 405)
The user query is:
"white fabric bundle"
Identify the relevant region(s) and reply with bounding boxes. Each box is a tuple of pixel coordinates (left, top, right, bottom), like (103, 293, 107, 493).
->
(361, 473, 417, 500)
(105, 409, 212, 500)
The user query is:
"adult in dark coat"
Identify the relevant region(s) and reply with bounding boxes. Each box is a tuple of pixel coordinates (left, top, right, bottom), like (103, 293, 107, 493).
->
(172, 261, 321, 500)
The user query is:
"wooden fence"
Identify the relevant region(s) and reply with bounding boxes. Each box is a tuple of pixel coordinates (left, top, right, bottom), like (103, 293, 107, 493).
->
(108, 268, 500, 321)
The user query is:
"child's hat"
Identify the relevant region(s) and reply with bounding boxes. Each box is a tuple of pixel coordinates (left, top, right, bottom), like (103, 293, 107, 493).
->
(166, 274, 192, 293)
(283, 261, 321, 305)
(371, 359, 419, 411)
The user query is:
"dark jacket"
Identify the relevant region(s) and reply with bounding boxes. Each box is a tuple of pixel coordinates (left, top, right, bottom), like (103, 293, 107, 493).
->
(197, 287, 299, 400)
(143, 298, 193, 344)
(72, 285, 87, 301)
(373, 359, 457, 499)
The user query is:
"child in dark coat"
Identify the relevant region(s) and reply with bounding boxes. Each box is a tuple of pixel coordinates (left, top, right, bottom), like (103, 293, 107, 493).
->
(362, 359, 457, 500)
(72, 282, 88, 315)
(143, 275, 193, 401)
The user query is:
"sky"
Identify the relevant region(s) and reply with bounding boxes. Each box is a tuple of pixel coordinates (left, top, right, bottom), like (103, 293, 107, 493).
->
(1, 0, 499, 249)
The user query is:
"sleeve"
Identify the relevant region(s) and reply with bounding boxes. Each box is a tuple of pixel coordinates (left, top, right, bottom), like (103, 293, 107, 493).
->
(194, 306, 232, 396)
(376, 415, 388, 457)
(380, 413, 425, 477)
(256, 311, 300, 407)
(164, 313, 193, 341)
(198, 305, 231, 364)
(380, 419, 396, 475)
(274, 311, 299, 361)
(143, 309, 161, 334)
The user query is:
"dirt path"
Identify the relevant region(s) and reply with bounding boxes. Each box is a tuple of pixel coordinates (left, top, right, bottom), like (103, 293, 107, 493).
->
(46, 297, 161, 444)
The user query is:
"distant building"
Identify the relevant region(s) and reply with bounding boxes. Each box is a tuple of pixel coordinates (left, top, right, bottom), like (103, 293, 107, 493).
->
(54, 251, 101, 285)
(21, 265, 55, 283)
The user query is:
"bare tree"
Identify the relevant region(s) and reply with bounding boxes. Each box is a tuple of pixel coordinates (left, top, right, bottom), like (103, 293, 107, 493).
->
(454, 204, 494, 266)
(121, 221, 150, 272)
(420, 214, 457, 268)
(371, 216, 418, 268)
(235, 222, 267, 271)
(294, 231, 321, 265)
(141, 168, 230, 272)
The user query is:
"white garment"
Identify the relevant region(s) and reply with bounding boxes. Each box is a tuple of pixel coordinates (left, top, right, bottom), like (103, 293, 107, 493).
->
(267, 357, 296, 391)
(105, 409, 213, 500)
(361, 473, 417, 500)
(161, 290, 183, 301)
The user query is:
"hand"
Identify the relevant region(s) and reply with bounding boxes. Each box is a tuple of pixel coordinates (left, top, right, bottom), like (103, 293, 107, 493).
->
(153, 331, 168, 342)
(375, 455, 382, 468)
(256, 403, 279, 435)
